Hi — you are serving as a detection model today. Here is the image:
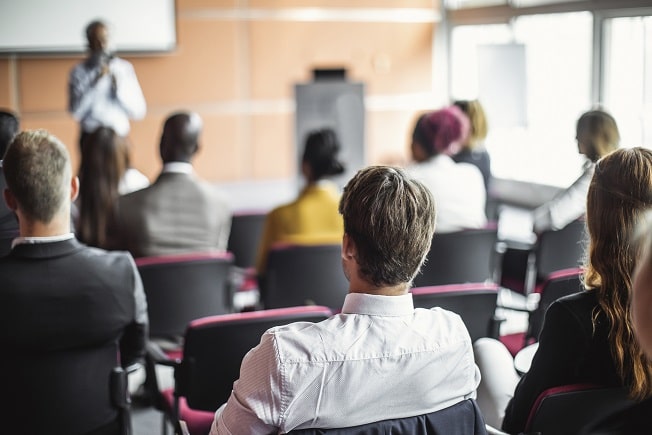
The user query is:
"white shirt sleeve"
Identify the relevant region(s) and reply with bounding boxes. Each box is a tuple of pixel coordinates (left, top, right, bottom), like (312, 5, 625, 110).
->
(210, 332, 282, 435)
(114, 60, 146, 120)
(532, 165, 593, 233)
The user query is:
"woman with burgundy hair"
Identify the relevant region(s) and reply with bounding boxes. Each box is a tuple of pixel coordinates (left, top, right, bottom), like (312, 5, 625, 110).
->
(406, 106, 487, 232)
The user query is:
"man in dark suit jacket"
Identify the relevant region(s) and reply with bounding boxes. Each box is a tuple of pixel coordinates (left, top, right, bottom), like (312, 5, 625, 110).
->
(0, 109, 19, 255)
(0, 129, 148, 434)
(111, 111, 231, 258)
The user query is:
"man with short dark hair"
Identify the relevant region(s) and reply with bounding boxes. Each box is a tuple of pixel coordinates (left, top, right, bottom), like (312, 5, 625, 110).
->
(68, 19, 146, 149)
(210, 165, 480, 434)
(111, 111, 231, 257)
(0, 129, 148, 433)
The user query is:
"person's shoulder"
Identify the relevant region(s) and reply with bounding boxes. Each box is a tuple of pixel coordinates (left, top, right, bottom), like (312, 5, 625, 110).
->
(120, 182, 153, 201)
(410, 307, 470, 343)
(77, 243, 134, 263)
(548, 290, 596, 319)
(112, 56, 136, 69)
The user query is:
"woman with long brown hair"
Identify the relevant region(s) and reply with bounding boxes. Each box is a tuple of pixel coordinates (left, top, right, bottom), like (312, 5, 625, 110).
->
(75, 126, 148, 248)
(474, 147, 652, 433)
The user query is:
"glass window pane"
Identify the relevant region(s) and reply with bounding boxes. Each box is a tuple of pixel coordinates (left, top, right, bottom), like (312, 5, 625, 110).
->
(602, 16, 652, 150)
(450, 12, 593, 186)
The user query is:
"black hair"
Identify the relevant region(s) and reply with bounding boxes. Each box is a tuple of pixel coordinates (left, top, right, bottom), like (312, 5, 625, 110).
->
(0, 110, 19, 158)
(302, 128, 345, 180)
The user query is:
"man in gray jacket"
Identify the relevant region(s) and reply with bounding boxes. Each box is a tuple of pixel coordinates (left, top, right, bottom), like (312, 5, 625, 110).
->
(112, 111, 231, 258)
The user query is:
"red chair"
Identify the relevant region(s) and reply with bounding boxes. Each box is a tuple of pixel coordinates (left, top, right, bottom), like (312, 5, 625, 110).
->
(411, 282, 503, 343)
(261, 243, 348, 311)
(523, 383, 634, 435)
(523, 219, 587, 295)
(500, 267, 583, 356)
(413, 227, 500, 288)
(147, 305, 333, 435)
(135, 251, 235, 343)
(226, 211, 266, 270)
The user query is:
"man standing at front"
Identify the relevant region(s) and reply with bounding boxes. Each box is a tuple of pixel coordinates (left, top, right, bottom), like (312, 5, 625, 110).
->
(211, 165, 480, 434)
(68, 19, 146, 148)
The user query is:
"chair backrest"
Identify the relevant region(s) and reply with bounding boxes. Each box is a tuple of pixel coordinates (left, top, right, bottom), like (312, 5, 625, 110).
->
(413, 228, 499, 288)
(527, 267, 584, 342)
(3, 341, 130, 435)
(135, 251, 234, 339)
(411, 283, 501, 342)
(175, 306, 333, 411)
(524, 383, 634, 435)
(226, 211, 267, 269)
(288, 399, 488, 434)
(262, 243, 348, 311)
(526, 219, 587, 293)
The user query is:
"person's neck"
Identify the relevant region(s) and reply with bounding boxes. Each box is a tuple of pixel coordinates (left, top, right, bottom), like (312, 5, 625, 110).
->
(18, 214, 71, 238)
(348, 277, 409, 297)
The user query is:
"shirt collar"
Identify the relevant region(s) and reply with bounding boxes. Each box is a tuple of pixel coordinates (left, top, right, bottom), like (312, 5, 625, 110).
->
(12, 232, 75, 249)
(341, 292, 415, 316)
(162, 162, 194, 174)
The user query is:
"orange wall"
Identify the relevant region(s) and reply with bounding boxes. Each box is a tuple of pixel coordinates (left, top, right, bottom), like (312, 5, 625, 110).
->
(0, 0, 441, 183)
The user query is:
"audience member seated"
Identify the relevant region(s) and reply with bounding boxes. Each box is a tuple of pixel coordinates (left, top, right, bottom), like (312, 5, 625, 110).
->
(210, 165, 481, 434)
(500, 109, 621, 293)
(0, 110, 19, 251)
(75, 126, 148, 249)
(532, 109, 620, 234)
(473, 147, 652, 433)
(0, 130, 148, 433)
(452, 99, 492, 193)
(111, 111, 231, 257)
(255, 128, 345, 275)
(406, 106, 487, 232)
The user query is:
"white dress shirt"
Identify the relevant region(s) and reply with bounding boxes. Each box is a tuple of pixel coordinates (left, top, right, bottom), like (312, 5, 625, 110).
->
(406, 155, 487, 233)
(532, 161, 594, 233)
(211, 292, 480, 434)
(68, 55, 146, 137)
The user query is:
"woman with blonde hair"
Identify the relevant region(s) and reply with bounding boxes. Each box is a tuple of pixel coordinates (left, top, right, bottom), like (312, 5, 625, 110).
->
(452, 99, 491, 192)
(474, 147, 652, 433)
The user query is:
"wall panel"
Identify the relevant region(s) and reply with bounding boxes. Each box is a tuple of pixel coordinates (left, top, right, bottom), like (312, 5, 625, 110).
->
(0, 2, 440, 187)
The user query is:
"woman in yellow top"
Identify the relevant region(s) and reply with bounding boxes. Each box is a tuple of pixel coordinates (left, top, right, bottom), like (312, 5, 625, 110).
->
(256, 128, 346, 275)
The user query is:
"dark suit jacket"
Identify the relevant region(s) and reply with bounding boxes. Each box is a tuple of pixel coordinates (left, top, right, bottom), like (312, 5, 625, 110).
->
(111, 171, 231, 258)
(502, 290, 621, 434)
(0, 238, 148, 434)
(0, 165, 19, 255)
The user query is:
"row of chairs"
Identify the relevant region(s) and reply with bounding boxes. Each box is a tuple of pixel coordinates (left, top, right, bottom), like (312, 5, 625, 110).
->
(136, 214, 589, 434)
(145, 288, 632, 435)
(227, 212, 587, 294)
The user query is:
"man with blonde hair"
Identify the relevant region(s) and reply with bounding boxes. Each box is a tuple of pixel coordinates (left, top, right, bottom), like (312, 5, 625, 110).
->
(0, 130, 148, 434)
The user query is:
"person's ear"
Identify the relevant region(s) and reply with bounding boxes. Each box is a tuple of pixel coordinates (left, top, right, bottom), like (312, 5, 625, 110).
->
(342, 233, 356, 262)
(70, 176, 80, 202)
(3, 188, 17, 211)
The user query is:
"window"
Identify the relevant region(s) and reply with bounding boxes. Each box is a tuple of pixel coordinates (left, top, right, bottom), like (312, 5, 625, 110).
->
(602, 15, 652, 149)
(450, 12, 593, 186)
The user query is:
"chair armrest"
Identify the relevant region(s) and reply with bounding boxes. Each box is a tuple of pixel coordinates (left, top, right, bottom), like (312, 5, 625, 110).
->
(144, 340, 181, 411)
(146, 340, 180, 366)
(490, 315, 506, 339)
